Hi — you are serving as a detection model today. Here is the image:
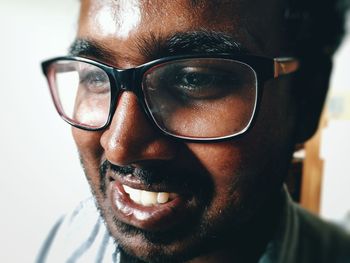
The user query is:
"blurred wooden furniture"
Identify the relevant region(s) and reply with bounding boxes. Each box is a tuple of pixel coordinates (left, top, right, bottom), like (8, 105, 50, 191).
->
(286, 113, 327, 215)
(300, 126, 324, 214)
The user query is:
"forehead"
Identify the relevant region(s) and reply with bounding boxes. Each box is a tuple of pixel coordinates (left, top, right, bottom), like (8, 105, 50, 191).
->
(77, 0, 285, 65)
(80, 0, 241, 28)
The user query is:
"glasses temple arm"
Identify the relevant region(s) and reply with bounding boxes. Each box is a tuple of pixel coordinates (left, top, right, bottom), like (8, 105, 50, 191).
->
(274, 57, 300, 78)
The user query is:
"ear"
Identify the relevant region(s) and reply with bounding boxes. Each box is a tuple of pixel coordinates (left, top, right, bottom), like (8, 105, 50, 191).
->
(294, 56, 332, 143)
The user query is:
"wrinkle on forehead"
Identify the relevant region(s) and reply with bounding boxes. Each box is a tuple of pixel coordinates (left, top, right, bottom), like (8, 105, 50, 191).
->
(93, 0, 141, 39)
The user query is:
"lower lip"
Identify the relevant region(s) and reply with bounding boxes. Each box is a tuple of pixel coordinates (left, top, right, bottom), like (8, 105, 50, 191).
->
(109, 181, 191, 231)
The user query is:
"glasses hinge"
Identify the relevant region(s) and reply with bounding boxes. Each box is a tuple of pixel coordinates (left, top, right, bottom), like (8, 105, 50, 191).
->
(274, 57, 300, 78)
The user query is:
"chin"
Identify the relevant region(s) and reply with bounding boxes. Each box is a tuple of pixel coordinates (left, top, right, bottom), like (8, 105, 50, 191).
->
(100, 206, 210, 263)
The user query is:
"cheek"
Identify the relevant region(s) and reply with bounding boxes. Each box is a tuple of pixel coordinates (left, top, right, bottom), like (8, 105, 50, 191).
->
(186, 138, 269, 190)
(185, 141, 253, 204)
(72, 128, 104, 171)
(185, 140, 271, 225)
(186, 142, 241, 179)
(184, 81, 297, 203)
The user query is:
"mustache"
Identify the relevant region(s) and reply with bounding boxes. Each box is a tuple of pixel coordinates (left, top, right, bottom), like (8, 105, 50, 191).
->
(98, 159, 214, 209)
(100, 160, 191, 186)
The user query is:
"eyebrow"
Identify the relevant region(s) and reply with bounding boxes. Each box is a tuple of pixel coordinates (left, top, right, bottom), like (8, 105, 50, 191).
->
(68, 30, 246, 64)
(69, 38, 114, 63)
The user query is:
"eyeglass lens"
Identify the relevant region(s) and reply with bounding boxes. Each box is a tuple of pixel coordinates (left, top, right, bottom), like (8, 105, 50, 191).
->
(143, 58, 257, 138)
(46, 58, 257, 138)
(47, 61, 112, 129)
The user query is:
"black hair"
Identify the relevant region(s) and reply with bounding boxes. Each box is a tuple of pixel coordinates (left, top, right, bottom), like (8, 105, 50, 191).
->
(284, 0, 349, 57)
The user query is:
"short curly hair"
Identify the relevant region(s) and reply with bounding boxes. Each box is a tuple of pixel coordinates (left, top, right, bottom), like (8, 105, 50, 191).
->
(284, 0, 349, 57)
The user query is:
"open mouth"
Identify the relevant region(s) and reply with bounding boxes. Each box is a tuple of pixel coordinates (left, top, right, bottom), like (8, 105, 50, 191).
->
(107, 173, 196, 231)
(122, 184, 179, 206)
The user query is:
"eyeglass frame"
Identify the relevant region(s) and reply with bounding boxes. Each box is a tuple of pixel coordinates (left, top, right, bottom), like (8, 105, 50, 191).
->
(41, 54, 299, 142)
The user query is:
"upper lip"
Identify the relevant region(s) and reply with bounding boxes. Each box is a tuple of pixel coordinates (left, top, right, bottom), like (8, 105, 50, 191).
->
(108, 170, 190, 194)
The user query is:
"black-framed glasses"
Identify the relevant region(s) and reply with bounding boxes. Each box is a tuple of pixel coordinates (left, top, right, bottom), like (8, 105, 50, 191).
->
(41, 54, 299, 142)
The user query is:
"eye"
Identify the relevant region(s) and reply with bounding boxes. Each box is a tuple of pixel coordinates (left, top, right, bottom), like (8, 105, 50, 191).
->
(79, 69, 110, 94)
(178, 72, 216, 88)
(171, 67, 241, 100)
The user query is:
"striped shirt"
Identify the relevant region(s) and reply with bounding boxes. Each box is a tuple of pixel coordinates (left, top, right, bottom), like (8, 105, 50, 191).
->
(37, 189, 350, 263)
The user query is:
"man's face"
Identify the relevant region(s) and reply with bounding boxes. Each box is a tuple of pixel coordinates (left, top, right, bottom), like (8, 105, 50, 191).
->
(73, 0, 297, 261)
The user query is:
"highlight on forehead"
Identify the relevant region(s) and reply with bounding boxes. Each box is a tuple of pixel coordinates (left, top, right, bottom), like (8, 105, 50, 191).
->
(111, 0, 234, 11)
(92, 0, 141, 39)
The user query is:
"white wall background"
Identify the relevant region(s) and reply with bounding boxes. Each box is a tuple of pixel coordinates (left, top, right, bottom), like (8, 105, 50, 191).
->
(320, 14, 350, 223)
(0, 1, 90, 262)
(0, 1, 349, 263)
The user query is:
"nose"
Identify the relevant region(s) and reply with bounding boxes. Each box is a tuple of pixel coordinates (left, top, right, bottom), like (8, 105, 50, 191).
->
(100, 91, 177, 166)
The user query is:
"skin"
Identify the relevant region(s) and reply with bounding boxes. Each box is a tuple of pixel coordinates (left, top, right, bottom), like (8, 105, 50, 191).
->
(71, 0, 330, 262)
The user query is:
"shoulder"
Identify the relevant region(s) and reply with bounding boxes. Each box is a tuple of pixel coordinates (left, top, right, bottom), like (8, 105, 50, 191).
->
(293, 203, 350, 262)
(266, 188, 350, 263)
(36, 198, 119, 263)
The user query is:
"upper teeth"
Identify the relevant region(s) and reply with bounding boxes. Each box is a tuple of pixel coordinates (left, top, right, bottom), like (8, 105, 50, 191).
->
(122, 185, 170, 206)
